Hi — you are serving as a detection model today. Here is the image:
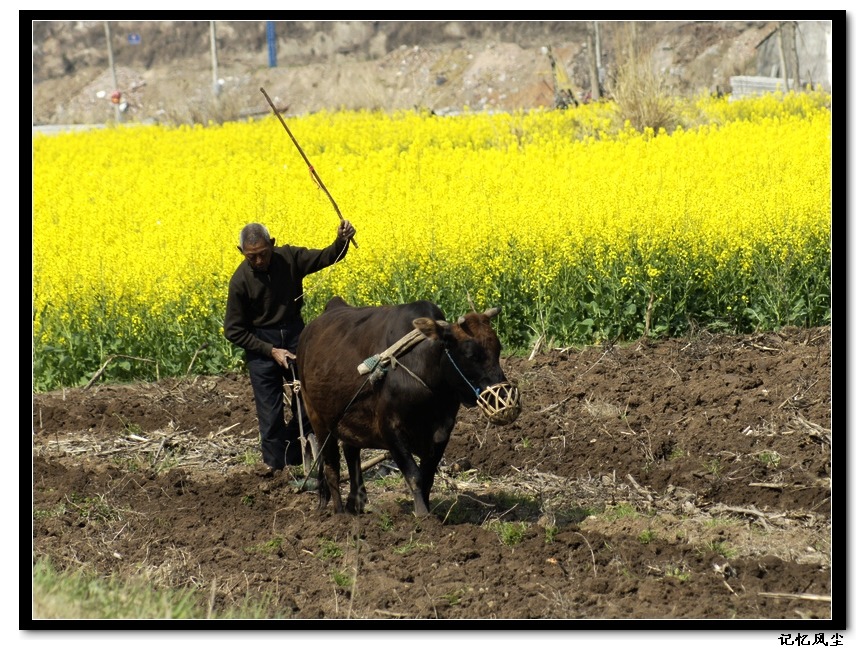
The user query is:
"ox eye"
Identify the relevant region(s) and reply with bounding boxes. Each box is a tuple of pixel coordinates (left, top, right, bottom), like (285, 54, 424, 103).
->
(461, 342, 485, 362)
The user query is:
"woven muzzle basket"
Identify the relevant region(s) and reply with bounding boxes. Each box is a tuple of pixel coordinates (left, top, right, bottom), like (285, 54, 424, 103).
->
(477, 382, 522, 425)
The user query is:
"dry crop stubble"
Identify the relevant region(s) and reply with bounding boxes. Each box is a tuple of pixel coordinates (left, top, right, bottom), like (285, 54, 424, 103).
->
(33, 326, 833, 620)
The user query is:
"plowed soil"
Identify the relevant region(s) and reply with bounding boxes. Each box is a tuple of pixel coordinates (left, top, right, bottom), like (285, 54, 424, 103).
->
(31, 325, 834, 622)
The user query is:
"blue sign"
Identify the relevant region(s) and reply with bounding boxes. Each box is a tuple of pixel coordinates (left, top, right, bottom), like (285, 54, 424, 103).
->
(127, 33, 141, 45)
(267, 22, 277, 68)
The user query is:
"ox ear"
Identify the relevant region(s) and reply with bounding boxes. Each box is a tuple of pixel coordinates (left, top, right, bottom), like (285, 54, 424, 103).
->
(413, 317, 448, 341)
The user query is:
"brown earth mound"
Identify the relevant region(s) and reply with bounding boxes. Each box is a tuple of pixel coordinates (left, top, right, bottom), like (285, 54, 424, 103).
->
(32, 20, 773, 126)
(32, 325, 834, 621)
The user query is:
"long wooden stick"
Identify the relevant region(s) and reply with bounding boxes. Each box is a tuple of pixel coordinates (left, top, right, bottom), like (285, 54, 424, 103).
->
(260, 87, 358, 248)
(758, 592, 831, 603)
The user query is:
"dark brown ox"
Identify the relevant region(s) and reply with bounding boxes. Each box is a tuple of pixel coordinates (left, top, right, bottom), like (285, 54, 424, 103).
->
(296, 296, 520, 516)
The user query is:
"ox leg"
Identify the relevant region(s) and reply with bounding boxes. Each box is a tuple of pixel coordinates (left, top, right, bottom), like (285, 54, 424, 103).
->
(303, 406, 340, 513)
(317, 428, 344, 514)
(343, 444, 367, 515)
(388, 440, 429, 517)
(419, 430, 450, 513)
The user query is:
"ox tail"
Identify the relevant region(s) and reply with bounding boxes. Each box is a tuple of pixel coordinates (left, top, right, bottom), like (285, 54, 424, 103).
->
(316, 452, 328, 506)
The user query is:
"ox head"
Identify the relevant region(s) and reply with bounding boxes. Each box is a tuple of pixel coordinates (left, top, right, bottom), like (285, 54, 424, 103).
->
(413, 307, 521, 425)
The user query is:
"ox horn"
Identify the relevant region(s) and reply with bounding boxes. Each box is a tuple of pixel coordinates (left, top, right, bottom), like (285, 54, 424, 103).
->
(458, 307, 501, 326)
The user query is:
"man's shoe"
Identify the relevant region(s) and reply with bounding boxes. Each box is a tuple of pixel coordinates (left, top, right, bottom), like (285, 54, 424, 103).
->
(256, 463, 282, 478)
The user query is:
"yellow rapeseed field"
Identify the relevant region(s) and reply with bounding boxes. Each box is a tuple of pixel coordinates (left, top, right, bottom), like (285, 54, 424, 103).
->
(32, 91, 831, 390)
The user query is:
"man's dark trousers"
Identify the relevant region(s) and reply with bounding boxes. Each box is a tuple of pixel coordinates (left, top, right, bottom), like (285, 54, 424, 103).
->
(247, 322, 311, 470)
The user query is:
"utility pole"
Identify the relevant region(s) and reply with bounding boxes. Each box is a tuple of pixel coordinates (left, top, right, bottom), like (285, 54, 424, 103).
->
(790, 21, 801, 90)
(594, 21, 602, 70)
(594, 20, 604, 95)
(210, 21, 220, 97)
(777, 21, 789, 92)
(104, 21, 121, 123)
(588, 23, 600, 101)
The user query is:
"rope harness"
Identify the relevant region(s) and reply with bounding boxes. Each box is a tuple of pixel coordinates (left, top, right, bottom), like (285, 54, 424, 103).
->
(356, 324, 522, 425)
(356, 321, 449, 388)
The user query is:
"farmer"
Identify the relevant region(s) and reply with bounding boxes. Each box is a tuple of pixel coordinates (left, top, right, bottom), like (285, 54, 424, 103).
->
(224, 220, 357, 474)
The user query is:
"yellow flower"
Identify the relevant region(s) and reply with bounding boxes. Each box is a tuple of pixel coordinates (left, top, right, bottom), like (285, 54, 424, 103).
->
(32, 92, 831, 387)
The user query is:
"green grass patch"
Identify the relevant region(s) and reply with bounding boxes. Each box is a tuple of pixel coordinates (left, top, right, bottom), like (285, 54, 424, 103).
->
(32, 558, 290, 620)
(65, 493, 123, 523)
(485, 520, 530, 547)
(441, 588, 466, 606)
(394, 536, 434, 555)
(33, 503, 67, 520)
(702, 458, 723, 478)
(664, 564, 691, 582)
(371, 474, 404, 489)
(244, 537, 283, 555)
(32, 557, 289, 619)
(331, 570, 353, 589)
(703, 540, 738, 559)
(317, 538, 344, 560)
(33, 558, 199, 619)
(605, 503, 639, 521)
(377, 513, 394, 531)
(703, 517, 736, 529)
(757, 450, 782, 469)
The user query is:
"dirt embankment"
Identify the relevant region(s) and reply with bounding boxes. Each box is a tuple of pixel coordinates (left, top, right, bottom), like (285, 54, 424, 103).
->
(32, 20, 773, 126)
